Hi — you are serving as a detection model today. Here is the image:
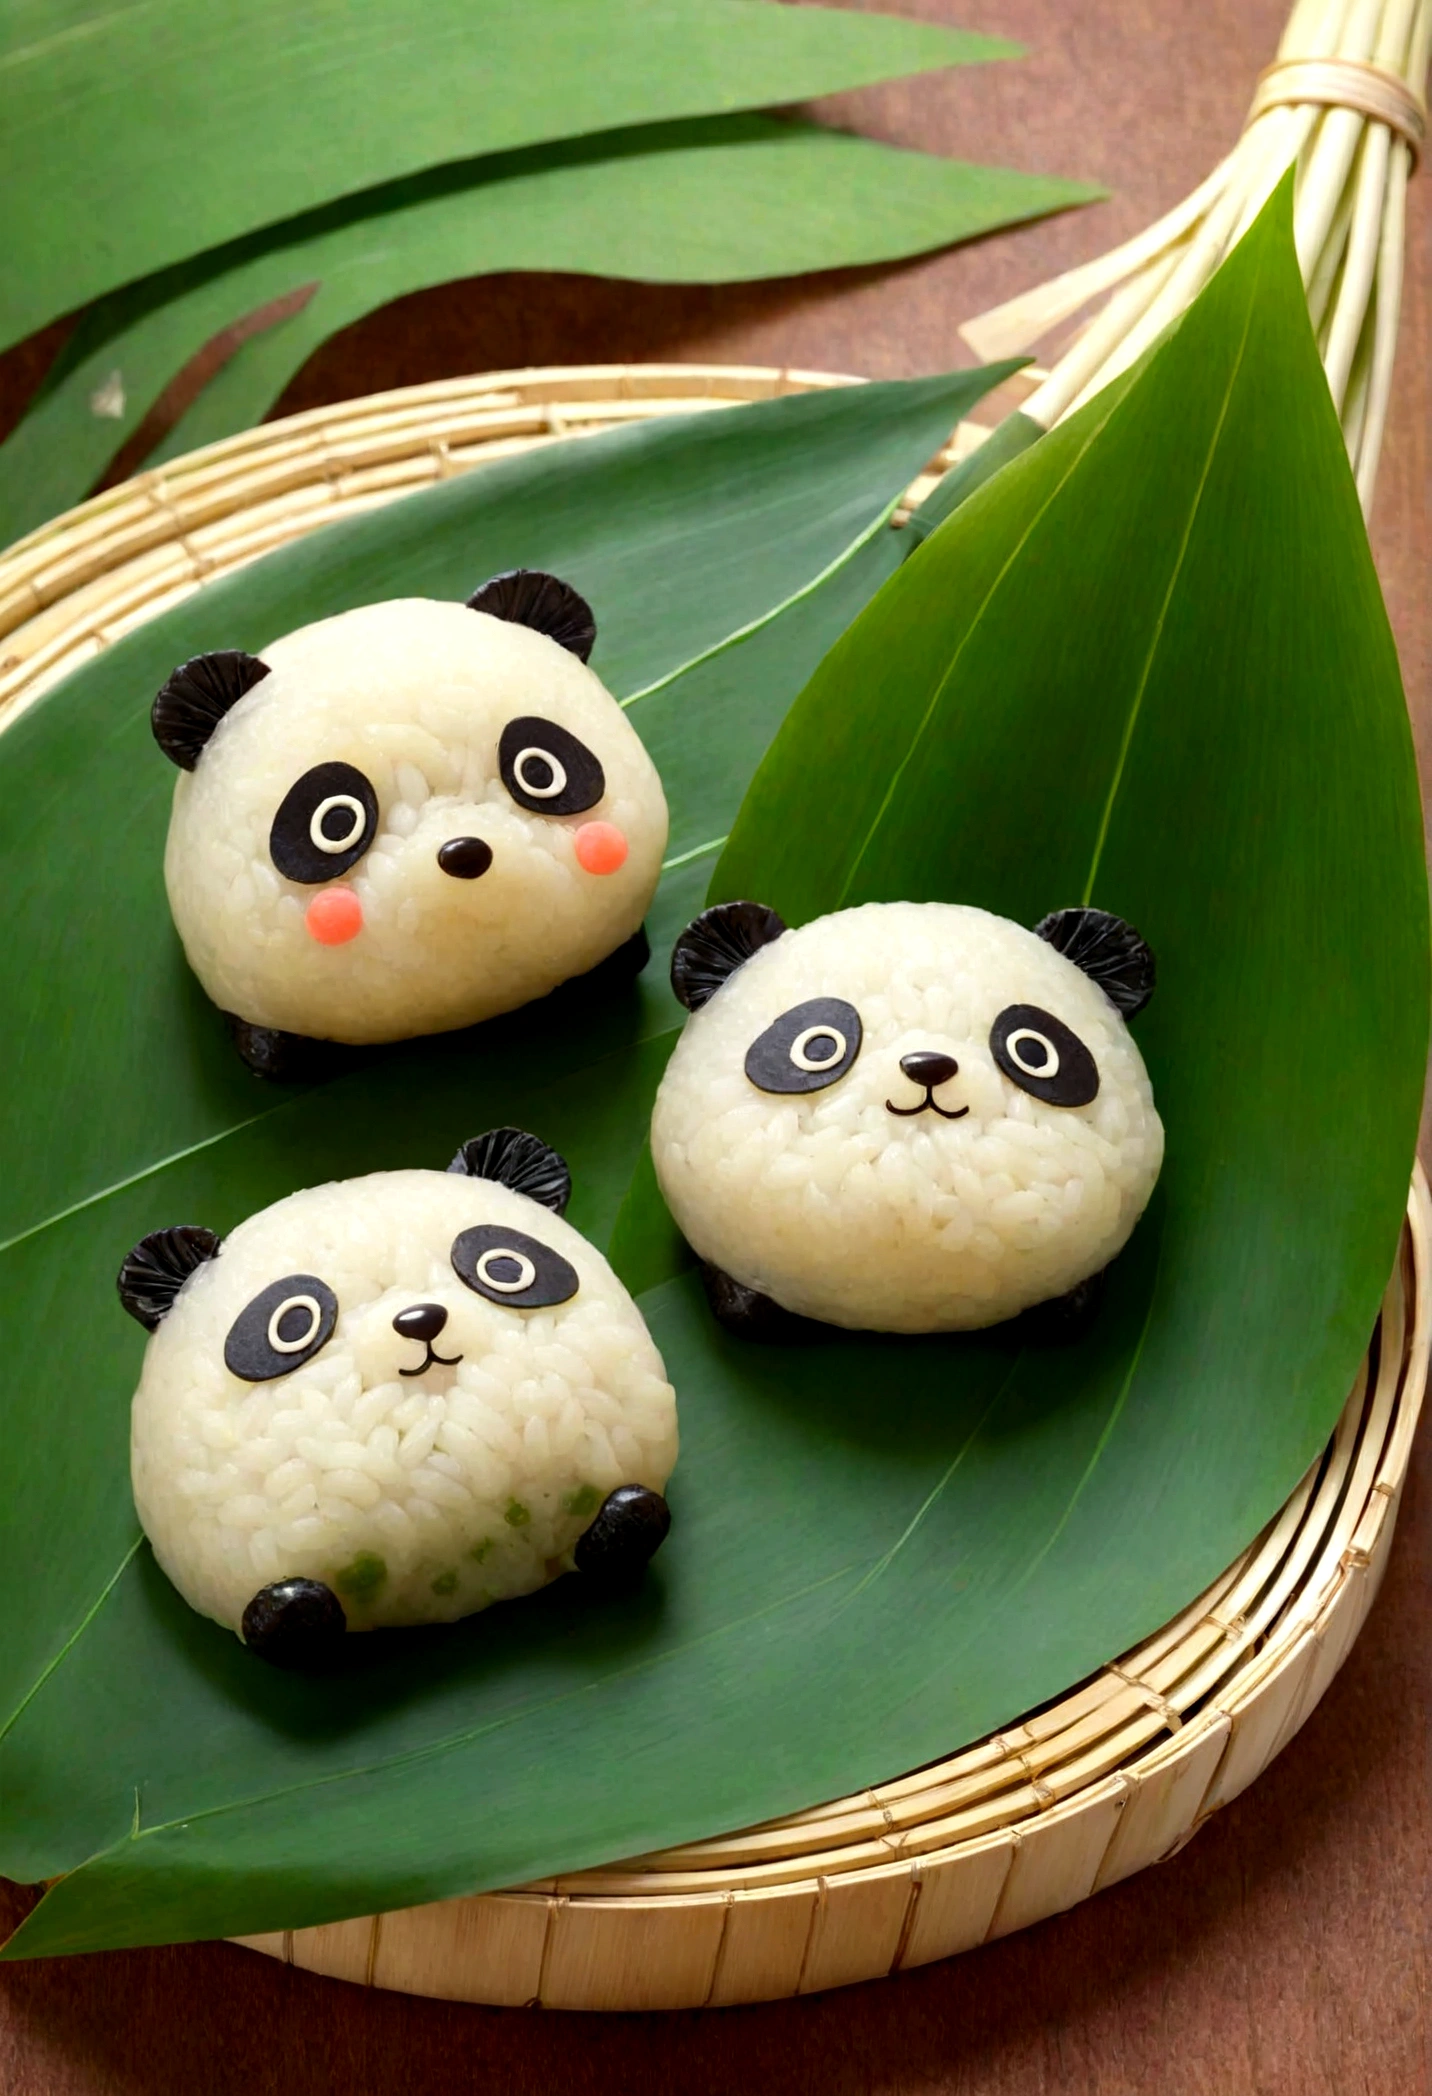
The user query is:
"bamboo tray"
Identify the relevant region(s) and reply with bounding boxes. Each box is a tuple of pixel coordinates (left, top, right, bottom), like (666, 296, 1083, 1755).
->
(2, 366, 1424, 2011)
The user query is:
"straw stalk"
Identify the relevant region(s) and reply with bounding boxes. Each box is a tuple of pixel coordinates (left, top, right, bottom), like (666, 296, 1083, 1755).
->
(962, 0, 1429, 512)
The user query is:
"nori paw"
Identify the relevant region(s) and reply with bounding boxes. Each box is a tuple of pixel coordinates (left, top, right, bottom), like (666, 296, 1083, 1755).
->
(574, 1485, 671, 1590)
(584, 924, 651, 989)
(699, 1262, 822, 1343)
(1018, 1266, 1109, 1345)
(223, 1013, 341, 1082)
(241, 1578, 347, 1668)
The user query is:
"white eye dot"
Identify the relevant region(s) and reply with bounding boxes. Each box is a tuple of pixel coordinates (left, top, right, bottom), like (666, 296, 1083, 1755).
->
(267, 1294, 324, 1354)
(309, 793, 367, 854)
(1006, 1027, 1060, 1079)
(475, 1247, 537, 1294)
(513, 747, 568, 801)
(790, 1024, 847, 1072)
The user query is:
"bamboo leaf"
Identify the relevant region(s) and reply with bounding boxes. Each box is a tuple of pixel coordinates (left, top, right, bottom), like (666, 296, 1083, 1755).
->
(0, 0, 1016, 352)
(0, 118, 1099, 547)
(900, 404, 1045, 541)
(0, 369, 996, 1943)
(5, 183, 1422, 1961)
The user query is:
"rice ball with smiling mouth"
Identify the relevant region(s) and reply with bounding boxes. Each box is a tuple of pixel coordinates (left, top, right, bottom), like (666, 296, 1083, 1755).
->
(153, 570, 668, 1072)
(650, 900, 1165, 1335)
(118, 1129, 677, 1667)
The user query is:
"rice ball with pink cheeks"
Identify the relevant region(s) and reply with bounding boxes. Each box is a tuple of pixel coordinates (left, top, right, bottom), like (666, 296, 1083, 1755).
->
(152, 571, 668, 1072)
(650, 899, 1164, 1336)
(118, 1129, 677, 1668)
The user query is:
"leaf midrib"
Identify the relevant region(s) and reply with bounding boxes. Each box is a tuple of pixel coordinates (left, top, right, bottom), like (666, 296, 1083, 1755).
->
(620, 489, 905, 711)
(0, 6, 155, 78)
(834, 250, 1263, 917)
(846, 1357, 1022, 1602)
(0, 1111, 282, 1263)
(45, 1559, 866, 1879)
(833, 389, 1129, 909)
(0, 1536, 142, 1751)
(1010, 1244, 1164, 1602)
(1080, 279, 1260, 903)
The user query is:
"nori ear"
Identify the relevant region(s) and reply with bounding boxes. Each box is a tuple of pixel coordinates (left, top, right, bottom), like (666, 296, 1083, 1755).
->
(152, 650, 270, 770)
(670, 900, 787, 1012)
(117, 1226, 223, 1330)
(1035, 907, 1156, 1017)
(465, 569, 596, 663)
(448, 1127, 572, 1214)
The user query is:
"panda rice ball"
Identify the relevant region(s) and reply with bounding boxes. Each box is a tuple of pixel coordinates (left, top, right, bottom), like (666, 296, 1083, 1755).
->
(152, 570, 668, 1066)
(651, 899, 1164, 1335)
(118, 1130, 677, 1667)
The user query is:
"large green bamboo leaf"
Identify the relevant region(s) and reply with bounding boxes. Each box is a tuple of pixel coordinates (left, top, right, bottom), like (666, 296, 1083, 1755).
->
(0, 368, 996, 1952)
(4, 186, 1424, 1961)
(0, 0, 1014, 351)
(0, 118, 1097, 547)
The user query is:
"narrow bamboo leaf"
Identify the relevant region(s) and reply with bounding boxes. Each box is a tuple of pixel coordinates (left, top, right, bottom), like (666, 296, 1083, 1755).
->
(0, 119, 1092, 547)
(156, 130, 1092, 479)
(0, 0, 1016, 351)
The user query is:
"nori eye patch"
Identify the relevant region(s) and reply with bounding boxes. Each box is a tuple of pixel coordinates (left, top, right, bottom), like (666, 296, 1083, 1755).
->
(745, 997, 863, 1095)
(498, 716, 605, 817)
(990, 1004, 1099, 1107)
(224, 1274, 338, 1382)
(451, 1225, 579, 1309)
(269, 761, 379, 883)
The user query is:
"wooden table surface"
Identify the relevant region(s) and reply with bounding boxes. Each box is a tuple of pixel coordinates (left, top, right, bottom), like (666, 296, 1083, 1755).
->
(1, 2, 1427, 2089)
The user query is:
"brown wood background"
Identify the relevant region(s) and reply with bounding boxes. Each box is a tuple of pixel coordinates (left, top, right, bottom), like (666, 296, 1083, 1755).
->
(1, 2, 1427, 2088)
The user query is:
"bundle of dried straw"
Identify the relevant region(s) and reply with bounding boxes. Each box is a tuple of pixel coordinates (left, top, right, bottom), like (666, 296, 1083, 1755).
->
(961, 0, 1429, 513)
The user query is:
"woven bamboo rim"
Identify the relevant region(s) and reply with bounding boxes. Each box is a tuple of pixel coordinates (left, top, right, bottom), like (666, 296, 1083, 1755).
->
(0, 362, 991, 730)
(1, 367, 1423, 2009)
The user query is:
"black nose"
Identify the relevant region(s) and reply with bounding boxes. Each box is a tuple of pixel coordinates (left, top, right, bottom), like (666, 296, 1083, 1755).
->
(900, 1050, 959, 1089)
(393, 1301, 449, 1343)
(438, 836, 494, 879)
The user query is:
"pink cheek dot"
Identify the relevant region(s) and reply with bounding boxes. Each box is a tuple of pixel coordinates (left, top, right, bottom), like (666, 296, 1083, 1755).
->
(305, 887, 364, 944)
(573, 821, 628, 876)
